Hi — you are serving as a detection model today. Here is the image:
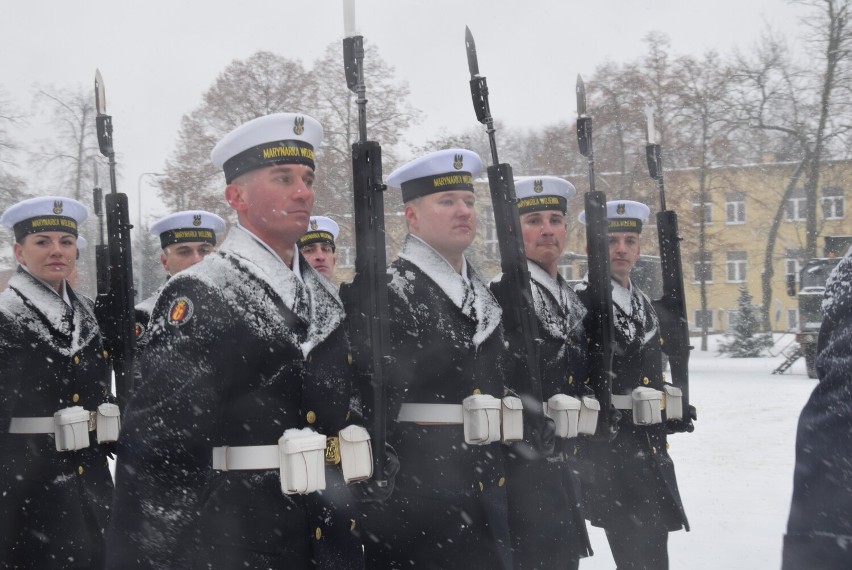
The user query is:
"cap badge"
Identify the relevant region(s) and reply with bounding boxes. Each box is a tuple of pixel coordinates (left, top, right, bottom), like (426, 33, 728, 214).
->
(293, 116, 305, 135)
(310, 220, 318, 230)
(533, 179, 544, 193)
(453, 153, 464, 170)
(617, 203, 626, 215)
(53, 200, 63, 215)
(168, 297, 194, 327)
(193, 214, 202, 226)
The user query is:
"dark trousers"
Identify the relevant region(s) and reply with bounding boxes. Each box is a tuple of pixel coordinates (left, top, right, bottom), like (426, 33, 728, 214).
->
(605, 524, 669, 570)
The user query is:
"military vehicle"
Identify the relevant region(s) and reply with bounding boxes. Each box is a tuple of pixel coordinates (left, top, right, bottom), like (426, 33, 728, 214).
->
(783, 235, 852, 378)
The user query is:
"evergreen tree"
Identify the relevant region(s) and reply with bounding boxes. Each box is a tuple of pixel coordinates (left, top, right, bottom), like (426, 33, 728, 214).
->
(718, 285, 775, 357)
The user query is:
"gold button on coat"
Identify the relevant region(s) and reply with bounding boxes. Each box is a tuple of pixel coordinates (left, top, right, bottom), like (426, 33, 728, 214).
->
(498, 477, 506, 487)
(315, 527, 322, 540)
(567, 375, 574, 385)
(77, 466, 84, 475)
(306, 411, 316, 424)
(73, 355, 80, 365)
(642, 377, 650, 385)
(478, 481, 484, 491)
(473, 389, 482, 395)
(72, 394, 80, 403)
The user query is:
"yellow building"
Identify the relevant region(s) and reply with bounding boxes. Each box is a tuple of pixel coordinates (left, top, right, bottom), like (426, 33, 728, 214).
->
(330, 158, 852, 334)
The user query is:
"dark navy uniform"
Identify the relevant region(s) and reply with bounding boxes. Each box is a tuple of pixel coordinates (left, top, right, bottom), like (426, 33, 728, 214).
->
(783, 254, 852, 570)
(574, 279, 688, 568)
(0, 268, 114, 569)
(492, 260, 592, 569)
(106, 227, 362, 569)
(360, 235, 512, 570)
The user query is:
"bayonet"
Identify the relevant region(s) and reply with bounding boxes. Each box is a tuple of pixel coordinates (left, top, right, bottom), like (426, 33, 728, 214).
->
(95, 69, 106, 116)
(465, 26, 480, 77)
(576, 74, 587, 117)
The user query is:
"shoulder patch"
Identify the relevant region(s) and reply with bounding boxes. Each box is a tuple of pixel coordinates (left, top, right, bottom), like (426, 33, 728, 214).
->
(135, 322, 146, 338)
(167, 297, 194, 326)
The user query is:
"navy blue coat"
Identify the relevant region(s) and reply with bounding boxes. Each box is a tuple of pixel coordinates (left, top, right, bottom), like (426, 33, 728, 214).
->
(574, 279, 688, 533)
(0, 268, 114, 569)
(359, 235, 512, 570)
(106, 228, 362, 570)
(783, 254, 852, 569)
(491, 261, 592, 568)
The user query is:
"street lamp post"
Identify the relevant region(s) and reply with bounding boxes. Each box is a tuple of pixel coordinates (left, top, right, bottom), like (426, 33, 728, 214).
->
(137, 172, 164, 299)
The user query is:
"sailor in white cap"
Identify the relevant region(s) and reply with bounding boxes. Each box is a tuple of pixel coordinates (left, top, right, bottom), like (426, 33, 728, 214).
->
(298, 215, 339, 281)
(134, 210, 227, 341)
(356, 148, 513, 569)
(0, 196, 117, 567)
(575, 199, 689, 569)
(491, 176, 592, 568)
(107, 113, 367, 569)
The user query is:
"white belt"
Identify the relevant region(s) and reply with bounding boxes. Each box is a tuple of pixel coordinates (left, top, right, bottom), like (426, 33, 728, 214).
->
(611, 393, 666, 410)
(9, 413, 96, 434)
(397, 403, 464, 423)
(212, 444, 279, 471)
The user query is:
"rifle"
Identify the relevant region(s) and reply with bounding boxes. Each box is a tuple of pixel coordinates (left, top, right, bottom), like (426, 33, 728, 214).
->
(338, 3, 391, 488)
(464, 26, 550, 453)
(576, 75, 616, 435)
(644, 107, 695, 427)
(93, 69, 136, 407)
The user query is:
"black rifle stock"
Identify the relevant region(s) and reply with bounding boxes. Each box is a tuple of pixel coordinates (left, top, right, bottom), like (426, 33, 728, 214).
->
(645, 128, 693, 418)
(576, 76, 616, 435)
(94, 70, 136, 407)
(465, 27, 550, 453)
(338, 31, 390, 487)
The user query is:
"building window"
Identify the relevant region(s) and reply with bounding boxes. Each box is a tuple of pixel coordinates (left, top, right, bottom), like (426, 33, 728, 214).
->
(692, 252, 713, 283)
(692, 202, 712, 225)
(788, 308, 799, 332)
(694, 309, 713, 330)
(557, 264, 573, 281)
(726, 251, 747, 282)
(785, 248, 804, 284)
(786, 191, 807, 222)
(822, 187, 845, 220)
(336, 246, 354, 269)
(725, 192, 746, 224)
(481, 205, 499, 261)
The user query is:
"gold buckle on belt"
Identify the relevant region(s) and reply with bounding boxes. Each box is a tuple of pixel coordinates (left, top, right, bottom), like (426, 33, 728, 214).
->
(325, 436, 341, 465)
(88, 411, 97, 432)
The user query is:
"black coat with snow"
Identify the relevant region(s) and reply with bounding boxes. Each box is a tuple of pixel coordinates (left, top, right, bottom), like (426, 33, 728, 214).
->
(357, 235, 512, 570)
(783, 254, 852, 570)
(105, 227, 362, 570)
(491, 261, 592, 568)
(0, 268, 114, 569)
(574, 279, 688, 533)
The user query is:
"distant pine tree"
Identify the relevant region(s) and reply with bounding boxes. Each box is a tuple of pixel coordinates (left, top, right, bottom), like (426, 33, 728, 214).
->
(718, 285, 775, 357)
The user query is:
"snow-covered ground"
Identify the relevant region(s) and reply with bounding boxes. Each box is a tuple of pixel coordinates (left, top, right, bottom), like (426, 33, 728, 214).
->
(581, 333, 815, 569)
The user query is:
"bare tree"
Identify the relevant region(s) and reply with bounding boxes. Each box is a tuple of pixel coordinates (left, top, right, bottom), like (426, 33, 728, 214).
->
(732, 0, 852, 327)
(31, 86, 102, 202)
(158, 45, 419, 221)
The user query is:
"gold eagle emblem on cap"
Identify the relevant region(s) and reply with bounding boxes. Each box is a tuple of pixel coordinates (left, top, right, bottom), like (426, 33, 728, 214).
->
(453, 154, 464, 170)
(310, 219, 318, 230)
(533, 179, 544, 193)
(53, 200, 63, 214)
(617, 203, 626, 215)
(293, 116, 305, 135)
(193, 214, 202, 226)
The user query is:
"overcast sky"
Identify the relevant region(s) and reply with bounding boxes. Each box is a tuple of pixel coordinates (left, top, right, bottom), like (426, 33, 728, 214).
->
(2, 0, 806, 219)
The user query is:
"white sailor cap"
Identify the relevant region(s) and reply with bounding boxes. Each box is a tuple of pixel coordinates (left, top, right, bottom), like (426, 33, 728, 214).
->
(149, 210, 227, 249)
(578, 199, 651, 233)
(298, 216, 340, 250)
(0, 196, 88, 241)
(515, 176, 577, 215)
(387, 148, 484, 203)
(210, 113, 324, 183)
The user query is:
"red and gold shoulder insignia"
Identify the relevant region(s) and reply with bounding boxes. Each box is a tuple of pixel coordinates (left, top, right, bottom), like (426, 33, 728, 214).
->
(168, 297, 194, 326)
(135, 322, 145, 338)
